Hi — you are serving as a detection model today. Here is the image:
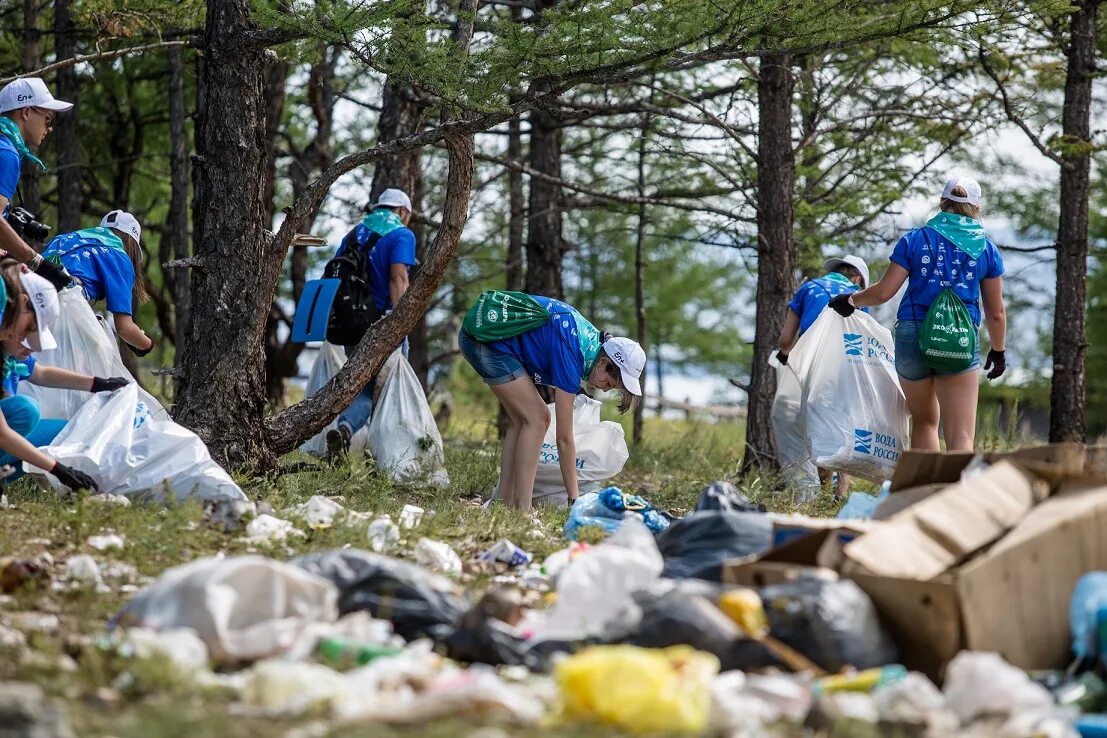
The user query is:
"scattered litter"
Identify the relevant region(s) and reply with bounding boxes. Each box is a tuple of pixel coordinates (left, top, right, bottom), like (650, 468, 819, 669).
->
(414, 538, 463, 577)
(367, 515, 400, 553)
(556, 645, 719, 733)
(3, 612, 60, 634)
(243, 514, 304, 544)
(564, 488, 668, 541)
(242, 660, 351, 717)
(657, 511, 772, 581)
(1, 556, 52, 593)
(88, 493, 131, 507)
(116, 556, 338, 663)
(205, 499, 256, 532)
(694, 481, 765, 513)
(64, 554, 103, 588)
(126, 627, 210, 676)
(87, 534, 125, 551)
(836, 483, 891, 520)
(942, 651, 1055, 724)
(399, 504, 425, 529)
(477, 540, 532, 568)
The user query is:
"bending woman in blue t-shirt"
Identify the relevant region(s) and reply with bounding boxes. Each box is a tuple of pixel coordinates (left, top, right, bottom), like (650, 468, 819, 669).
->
(828, 177, 1008, 452)
(458, 295, 645, 512)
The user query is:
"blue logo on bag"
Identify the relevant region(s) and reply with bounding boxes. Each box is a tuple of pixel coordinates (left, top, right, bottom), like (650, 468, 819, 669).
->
(853, 428, 873, 453)
(843, 333, 863, 356)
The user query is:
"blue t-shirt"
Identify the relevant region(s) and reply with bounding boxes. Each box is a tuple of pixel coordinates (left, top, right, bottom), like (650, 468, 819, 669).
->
(890, 226, 1005, 326)
(788, 274, 866, 335)
(335, 221, 417, 313)
(43, 228, 137, 314)
(0, 136, 21, 216)
(490, 296, 595, 394)
(3, 356, 34, 397)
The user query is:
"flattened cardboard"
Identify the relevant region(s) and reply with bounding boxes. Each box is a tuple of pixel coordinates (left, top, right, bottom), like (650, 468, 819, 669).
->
(842, 461, 1045, 580)
(872, 483, 946, 520)
(890, 443, 1092, 492)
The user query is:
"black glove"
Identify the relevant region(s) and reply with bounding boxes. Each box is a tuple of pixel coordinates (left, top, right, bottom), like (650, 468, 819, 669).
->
(51, 462, 98, 492)
(777, 352, 789, 366)
(827, 294, 856, 317)
(984, 349, 1006, 380)
(90, 376, 129, 393)
(31, 258, 72, 291)
(126, 341, 154, 358)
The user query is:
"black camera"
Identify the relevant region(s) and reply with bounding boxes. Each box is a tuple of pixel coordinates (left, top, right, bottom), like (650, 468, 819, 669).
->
(6, 206, 50, 242)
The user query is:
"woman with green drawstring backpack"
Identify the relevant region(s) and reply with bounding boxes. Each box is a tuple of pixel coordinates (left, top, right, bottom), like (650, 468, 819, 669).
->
(828, 176, 1007, 452)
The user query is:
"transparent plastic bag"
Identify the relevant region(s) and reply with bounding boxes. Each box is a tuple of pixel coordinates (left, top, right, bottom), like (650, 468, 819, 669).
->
(366, 350, 448, 486)
(298, 342, 368, 457)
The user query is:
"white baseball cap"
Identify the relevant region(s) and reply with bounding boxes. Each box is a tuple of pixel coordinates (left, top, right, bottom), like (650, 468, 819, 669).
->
(823, 254, 870, 288)
(941, 176, 982, 206)
(375, 188, 412, 211)
(19, 271, 58, 352)
(101, 209, 142, 246)
(0, 78, 73, 114)
(602, 337, 646, 396)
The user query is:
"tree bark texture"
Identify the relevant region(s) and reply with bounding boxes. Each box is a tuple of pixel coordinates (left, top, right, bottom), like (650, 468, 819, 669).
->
(265, 135, 475, 454)
(1049, 0, 1099, 443)
(165, 43, 191, 346)
(741, 52, 795, 477)
(523, 106, 565, 299)
(53, 0, 81, 233)
(633, 111, 651, 446)
(19, 0, 41, 218)
(173, 0, 275, 468)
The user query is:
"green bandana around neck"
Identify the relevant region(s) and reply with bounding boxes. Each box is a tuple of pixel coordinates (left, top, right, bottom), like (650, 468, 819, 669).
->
(925, 211, 987, 260)
(74, 226, 127, 252)
(361, 208, 405, 237)
(0, 117, 45, 173)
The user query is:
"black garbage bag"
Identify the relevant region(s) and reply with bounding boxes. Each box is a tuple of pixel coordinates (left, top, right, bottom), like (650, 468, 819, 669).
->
(694, 481, 766, 513)
(760, 572, 898, 672)
(444, 614, 547, 670)
(624, 580, 778, 671)
(657, 511, 774, 581)
(291, 548, 466, 641)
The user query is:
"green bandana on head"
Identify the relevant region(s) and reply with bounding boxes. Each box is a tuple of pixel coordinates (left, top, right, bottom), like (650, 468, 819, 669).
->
(0, 117, 45, 173)
(925, 211, 987, 260)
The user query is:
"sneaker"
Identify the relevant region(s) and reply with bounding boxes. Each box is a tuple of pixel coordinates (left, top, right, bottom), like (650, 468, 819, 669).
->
(326, 425, 352, 461)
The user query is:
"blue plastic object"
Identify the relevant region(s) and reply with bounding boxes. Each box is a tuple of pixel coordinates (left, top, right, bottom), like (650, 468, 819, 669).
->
(1071, 572, 1107, 662)
(563, 487, 670, 540)
(836, 481, 892, 520)
(291, 278, 341, 343)
(1076, 714, 1107, 737)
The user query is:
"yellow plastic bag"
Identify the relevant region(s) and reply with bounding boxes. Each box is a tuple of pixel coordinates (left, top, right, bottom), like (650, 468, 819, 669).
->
(555, 645, 719, 733)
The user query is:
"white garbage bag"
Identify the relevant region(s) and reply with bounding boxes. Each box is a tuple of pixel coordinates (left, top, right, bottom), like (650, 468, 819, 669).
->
(771, 355, 820, 499)
(298, 342, 368, 457)
(20, 287, 167, 421)
(498, 393, 629, 506)
(788, 310, 909, 482)
(366, 350, 448, 486)
(117, 555, 338, 664)
(28, 383, 247, 504)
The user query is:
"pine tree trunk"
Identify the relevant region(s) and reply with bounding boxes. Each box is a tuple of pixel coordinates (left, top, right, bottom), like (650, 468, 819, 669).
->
(19, 0, 41, 218)
(1049, 0, 1099, 443)
(523, 105, 564, 299)
(173, 0, 276, 468)
(633, 111, 651, 446)
(741, 52, 795, 477)
(53, 0, 81, 233)
(165, 42, 191, 345)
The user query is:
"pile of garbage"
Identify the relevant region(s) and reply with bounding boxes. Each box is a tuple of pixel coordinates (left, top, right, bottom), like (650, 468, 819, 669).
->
(7, 443, 1107, 736)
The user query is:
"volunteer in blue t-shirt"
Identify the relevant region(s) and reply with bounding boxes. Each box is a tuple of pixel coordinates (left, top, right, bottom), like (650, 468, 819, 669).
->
(777, 254, 871, 364)
(458, 295, 645, 512)
(42, 210, 154, 355)
(326, 188, 418, 459)
(0, 78, 74, 290)
(0, 264, 105, 492)
(828, 176, 1008, 452)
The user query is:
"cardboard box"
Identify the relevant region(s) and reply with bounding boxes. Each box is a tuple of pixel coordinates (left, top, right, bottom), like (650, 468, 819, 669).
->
(842, 461, 1048, 580)
(889, 443, 1093, 492)
(852, 480, 1107, 679)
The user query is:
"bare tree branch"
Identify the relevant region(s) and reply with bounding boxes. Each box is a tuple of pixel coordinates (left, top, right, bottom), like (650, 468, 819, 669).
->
(977, 46, 1067, 168)
(0, 40, 190, 85)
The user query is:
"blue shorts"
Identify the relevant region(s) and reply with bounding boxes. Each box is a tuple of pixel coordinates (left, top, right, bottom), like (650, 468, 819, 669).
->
(894, 320, 980, 382)
(458, 329, 527, 385)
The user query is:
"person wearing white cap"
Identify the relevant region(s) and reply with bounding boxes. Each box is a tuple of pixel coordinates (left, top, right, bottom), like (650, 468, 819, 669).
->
(457, 292, 645, 512)
(828, 175, 1008, 453)
(0, 263, 104, 493)
(0, 78, 73, 291)
(41, 210, 153, 355)
(325, 187, 418, 459)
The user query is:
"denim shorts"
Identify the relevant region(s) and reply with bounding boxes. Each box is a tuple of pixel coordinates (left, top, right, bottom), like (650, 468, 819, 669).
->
(894, 320, 980, 381)
(458, 329, 527, 385)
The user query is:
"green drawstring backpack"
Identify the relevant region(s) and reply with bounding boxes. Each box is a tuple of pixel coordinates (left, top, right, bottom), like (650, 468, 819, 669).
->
(462, 290, 552, 342)
(917, 231, 977, 372)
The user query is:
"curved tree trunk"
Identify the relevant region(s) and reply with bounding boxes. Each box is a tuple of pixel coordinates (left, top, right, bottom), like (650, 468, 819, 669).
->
(173, 0, 275, 468)
(741, 52, 795, 477)
(1049, 0, 1099, 443)
(265, 135, 475, 455)
(53, 0, 81, 233)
